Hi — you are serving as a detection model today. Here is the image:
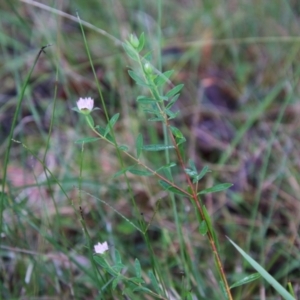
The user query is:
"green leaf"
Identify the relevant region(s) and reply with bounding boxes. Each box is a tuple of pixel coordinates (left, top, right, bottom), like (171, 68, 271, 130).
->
(165, 109, 179, 119)
(185, 292, 194, 300)
(104, 113, 120, 137)
(159, 180, 187, 196)
(72, 107, 81, 113)
(137, 32, 145, 52)
(113, 262, 125, 273)
(202, 205, 213, 233)
(142, 107, 161, 114)
(136, 134, 143, 158)
(230, 273, 261, 289)
(176, 137, 186, 146)
(142, 144, 174, 151)
(147, 117, 165, 122)
(134, 259, 142, 278)
(115, 249, 122, 265)
(166, 94, 180, 109)
(194, 166, 211, 183)
(112, 276, 122, 290)
(148, 270, 160, 294)
(118, 145, 128, 151)
(227, 238, 295, 300)
(185, 168, 197, 177)
(128, 70, 149, 86)
(112, 166, 132, 178)
(198, 183, 233, 195)
(128, 169, 153, 176)
(170, 126, 184, 139)
(188, 159, 197, 172)
(75, 137, 100, 144)
(96, 126, 114, 142)
(143, 52, 152, 62)
(136, 96, 160, 103)
(123, 42, 138, 61)
(199, 220, 208, 235)
(156, 162, 177, 172)
(93, 255, 110, 270)
(132, 286, 154, 294)
(166, 83, 184, 98)
(153, 70, 174, 87)
(129, 276, 144, 284)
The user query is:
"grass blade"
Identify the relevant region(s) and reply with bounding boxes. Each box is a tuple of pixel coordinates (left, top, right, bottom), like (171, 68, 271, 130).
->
(227, 237, 295, 300)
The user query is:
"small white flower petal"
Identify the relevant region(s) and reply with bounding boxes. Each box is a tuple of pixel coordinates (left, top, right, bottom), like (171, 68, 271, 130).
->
(94, 241, 109, 254)
(77, 97, 94, 111)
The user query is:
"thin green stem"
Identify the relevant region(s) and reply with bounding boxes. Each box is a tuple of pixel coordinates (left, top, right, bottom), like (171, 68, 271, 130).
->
(0, 45, 50, 245)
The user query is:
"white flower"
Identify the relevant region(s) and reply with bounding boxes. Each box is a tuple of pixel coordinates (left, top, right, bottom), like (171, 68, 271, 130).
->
(77, 97, 94, 113)
(94, 241, 109, 254)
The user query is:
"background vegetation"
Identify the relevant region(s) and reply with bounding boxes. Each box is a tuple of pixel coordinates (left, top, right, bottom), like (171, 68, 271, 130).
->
(1, 0, 300, 299)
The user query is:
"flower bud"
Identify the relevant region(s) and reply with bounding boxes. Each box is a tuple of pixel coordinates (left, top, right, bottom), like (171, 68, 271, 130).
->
(144, 62, 153, 74)
(129, 34, 139, 48)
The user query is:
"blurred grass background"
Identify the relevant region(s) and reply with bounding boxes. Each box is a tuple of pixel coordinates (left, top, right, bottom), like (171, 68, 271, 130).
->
(1, 0, 300, 299)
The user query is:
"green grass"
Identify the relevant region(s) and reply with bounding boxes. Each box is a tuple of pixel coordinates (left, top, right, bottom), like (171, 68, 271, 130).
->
(1, 0, 300, 299)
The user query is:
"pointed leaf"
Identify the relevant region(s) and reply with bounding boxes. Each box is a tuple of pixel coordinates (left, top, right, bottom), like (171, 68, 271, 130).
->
(104, 113, 120, 136)
(118, 145, 129, 151)
(202, 205, 213, 233)
(170, 126, 184, 139)
(166, 109, 179, 119)
(199, 220, 208, 235)
(128, 169, 153, 176)
(128, 70, 149, 86)
(194, 166, 211, 183)
(112, 166, 133, 178)
(159, 180, 187, 196)
(142, 107, 161, 114)
(137, 32, 145, 52)
(153, 70, 174, 87)
(166, 94, 180, 109)
(188, 159, 197, 172)
(148, 117, 165, 122)
(112, 276, 122, 290)
(133, 286, 154, 294)
(156, 162, 176, 172)
(230, 273, 261, 289)
(176, 136, 186, 146)
(123, 42, 138, 61)
(143, 52, 152, 62)
(72, 107, 81, 113)
(148, 270, 160, 294)
(129, 277, 144, 284)
(142, 144, 174, 151)
(113, 262, 125, 273)
(134, 259, 142, 278)
(198, 183, 233, 195)
(96, 126, 114, 142)
(93, 255, 111, 272)
(185, 168, 197, 177)
(166, 83, 184, 98)
(115, 249, 122, 265)
(137, 96, 160, 104)
(227, 238, 295, 300)
(75, 137, 100, 144)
